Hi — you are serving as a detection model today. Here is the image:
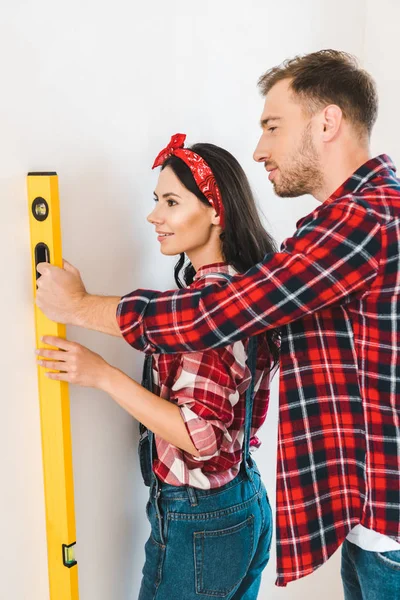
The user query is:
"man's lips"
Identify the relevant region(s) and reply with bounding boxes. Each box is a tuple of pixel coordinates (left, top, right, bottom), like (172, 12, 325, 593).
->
(266, 167, 278, 181)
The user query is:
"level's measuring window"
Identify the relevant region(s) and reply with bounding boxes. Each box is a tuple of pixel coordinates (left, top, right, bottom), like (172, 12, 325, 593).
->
(32, 196, 49, 221)
(62, 542, 77, 568)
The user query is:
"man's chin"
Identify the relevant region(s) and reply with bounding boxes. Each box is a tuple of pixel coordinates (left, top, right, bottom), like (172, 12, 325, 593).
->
(273, 183, 309, 198)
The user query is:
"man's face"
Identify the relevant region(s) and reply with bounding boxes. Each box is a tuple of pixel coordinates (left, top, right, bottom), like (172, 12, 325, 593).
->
(253, 78, 323, 198)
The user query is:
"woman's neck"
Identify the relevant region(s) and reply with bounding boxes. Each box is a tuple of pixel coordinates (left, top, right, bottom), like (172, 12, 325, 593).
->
(187, 248, 225, 272)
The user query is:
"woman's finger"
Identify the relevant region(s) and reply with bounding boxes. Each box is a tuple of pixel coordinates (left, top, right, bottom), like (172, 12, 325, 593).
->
(36, 348, 68, 360)
(41, 336, 76, 351)
(45, 371, 70, 382)
(37, 360, 68, 372)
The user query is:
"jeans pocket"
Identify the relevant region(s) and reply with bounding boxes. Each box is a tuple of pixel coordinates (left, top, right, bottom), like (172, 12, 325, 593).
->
(194, 515, 255, 597)
(376, 549, 400, 571)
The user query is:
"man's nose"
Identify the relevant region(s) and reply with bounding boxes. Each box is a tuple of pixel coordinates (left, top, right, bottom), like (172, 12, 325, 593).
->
(253, 134, 270, 163)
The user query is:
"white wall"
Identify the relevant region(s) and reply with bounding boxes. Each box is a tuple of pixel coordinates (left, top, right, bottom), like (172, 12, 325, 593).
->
(2, 1, 386, 598)
(363, 0, 400, 164)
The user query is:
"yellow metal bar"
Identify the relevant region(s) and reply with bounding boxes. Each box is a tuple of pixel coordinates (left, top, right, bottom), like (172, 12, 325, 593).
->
(27, 173, 79, 600)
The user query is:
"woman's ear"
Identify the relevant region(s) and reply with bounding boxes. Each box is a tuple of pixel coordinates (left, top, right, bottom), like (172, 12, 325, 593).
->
(211, 211, 221, 226)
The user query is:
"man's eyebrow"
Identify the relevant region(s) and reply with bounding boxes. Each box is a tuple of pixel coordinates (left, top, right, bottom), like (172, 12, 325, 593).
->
(153, 192, 181, 199)
(260, 116, 282, 128)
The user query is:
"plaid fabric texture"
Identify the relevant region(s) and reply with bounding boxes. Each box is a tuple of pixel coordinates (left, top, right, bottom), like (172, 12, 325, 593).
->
(117, 155, 400, 585)
(149, 264, 272, 489)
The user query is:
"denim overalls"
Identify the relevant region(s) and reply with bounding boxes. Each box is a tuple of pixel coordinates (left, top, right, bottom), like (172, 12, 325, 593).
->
(138, 337, 273, 600)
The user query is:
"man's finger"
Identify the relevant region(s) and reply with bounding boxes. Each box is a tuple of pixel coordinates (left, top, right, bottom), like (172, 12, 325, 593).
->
(36, 262, 50, 275)
(63, 259, 79, 275)
(36, 262, 60, 275)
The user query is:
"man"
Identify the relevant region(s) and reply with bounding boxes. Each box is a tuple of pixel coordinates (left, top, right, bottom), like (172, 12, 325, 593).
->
(36, 50, 400, 598)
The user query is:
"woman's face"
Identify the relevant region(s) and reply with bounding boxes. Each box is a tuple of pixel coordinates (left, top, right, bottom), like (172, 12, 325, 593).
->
(147, 166, 221, 262)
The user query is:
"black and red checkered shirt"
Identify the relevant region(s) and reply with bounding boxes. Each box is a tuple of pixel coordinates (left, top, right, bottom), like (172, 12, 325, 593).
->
(117, 155, 400, 586)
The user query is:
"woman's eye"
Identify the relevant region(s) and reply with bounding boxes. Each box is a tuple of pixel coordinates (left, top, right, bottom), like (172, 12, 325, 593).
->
(268, 127, 277, 133)
(153, 197, 158, 203)
(167, 199, 177, 207)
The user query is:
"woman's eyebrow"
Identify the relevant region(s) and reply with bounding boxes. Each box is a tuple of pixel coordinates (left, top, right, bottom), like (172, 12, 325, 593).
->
(153, 192, 182, 199)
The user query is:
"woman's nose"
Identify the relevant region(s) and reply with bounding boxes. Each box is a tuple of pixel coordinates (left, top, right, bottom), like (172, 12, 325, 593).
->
(147, 206, 163, 224)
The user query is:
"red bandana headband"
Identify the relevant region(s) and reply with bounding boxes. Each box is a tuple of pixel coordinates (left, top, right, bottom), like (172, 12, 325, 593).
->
(152, 133, 225, 228)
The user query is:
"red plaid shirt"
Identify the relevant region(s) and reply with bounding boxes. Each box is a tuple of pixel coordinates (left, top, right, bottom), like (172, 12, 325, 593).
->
(148, 264, 272, 489)
(117, 155, 400, 586)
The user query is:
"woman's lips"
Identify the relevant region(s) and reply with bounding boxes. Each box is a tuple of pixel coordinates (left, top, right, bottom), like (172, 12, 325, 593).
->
(157, 234, 174, 243)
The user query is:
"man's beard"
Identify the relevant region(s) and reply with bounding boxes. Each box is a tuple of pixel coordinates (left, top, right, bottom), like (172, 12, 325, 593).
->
(273, 123, 324, 198)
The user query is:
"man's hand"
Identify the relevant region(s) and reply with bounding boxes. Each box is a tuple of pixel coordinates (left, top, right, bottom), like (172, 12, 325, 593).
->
(36, 260, 87, 325)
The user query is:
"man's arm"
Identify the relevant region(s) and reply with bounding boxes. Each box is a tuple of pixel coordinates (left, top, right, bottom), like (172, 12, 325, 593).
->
(117, 198, 382, 353)
(75, 294, 122, 336)
(36, 260, 122, 336)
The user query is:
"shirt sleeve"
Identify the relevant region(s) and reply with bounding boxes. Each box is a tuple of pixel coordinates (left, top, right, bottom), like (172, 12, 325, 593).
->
(170, 349, 245, 461)
(117, 197, 381, 354)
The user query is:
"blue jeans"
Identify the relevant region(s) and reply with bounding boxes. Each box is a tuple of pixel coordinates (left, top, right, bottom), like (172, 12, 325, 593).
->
(341, 539, 400, 600)
(138, 463, 272, 600)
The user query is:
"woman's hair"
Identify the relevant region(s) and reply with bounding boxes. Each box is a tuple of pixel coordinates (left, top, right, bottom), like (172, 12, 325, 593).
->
(161, 142, 280, 366)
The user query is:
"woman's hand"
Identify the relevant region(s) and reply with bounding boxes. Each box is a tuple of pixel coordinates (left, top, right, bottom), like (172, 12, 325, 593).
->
(36, 335, 111, 389)
(36, 336, 201, 455)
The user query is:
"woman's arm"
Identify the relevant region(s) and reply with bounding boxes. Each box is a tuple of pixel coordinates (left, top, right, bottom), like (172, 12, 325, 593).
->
(102, 366, 199, 456)
(36, 335, 199, 456)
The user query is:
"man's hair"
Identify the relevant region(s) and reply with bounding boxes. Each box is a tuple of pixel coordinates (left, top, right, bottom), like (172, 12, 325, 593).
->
(258, 49, 378, 137)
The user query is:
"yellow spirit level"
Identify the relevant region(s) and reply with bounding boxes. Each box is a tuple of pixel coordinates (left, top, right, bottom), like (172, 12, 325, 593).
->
(27, 172, 79, 600)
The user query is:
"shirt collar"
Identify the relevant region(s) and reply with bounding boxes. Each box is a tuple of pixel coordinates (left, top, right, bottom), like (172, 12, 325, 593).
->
(326, 154, 396, 205)
(193, 262, 233, 281)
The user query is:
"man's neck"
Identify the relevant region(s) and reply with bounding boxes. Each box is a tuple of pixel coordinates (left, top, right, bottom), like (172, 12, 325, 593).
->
(314, 146, 371, 203)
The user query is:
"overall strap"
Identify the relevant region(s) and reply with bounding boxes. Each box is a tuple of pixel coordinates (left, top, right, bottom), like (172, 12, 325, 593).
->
(140, 355, 165, 542)
(243, 336, 258, 480)
(140, 354, 157, 485)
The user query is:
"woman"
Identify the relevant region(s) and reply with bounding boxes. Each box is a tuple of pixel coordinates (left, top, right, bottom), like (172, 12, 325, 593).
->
(36, 133, 279, 599)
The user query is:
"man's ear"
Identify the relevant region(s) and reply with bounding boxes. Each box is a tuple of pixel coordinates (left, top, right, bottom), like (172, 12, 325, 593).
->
(321, 104, 343, 141)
